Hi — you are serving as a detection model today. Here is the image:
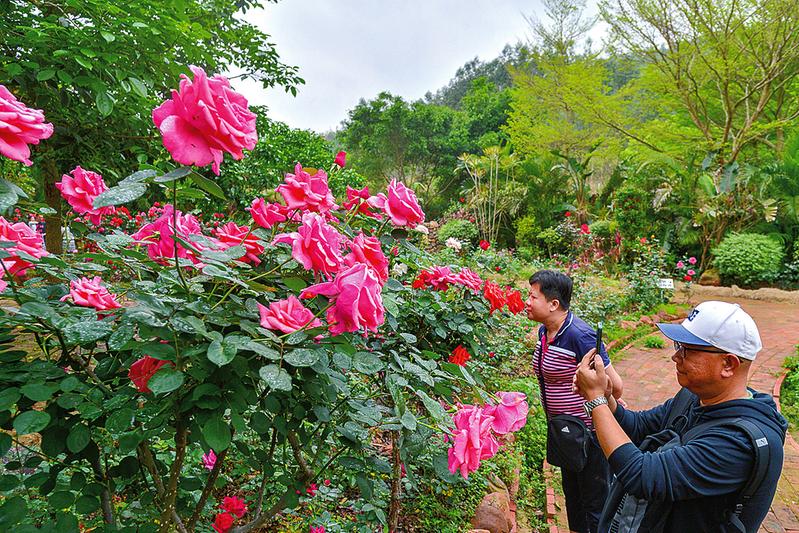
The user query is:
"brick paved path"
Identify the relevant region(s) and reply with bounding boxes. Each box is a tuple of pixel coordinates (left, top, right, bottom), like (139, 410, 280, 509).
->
(547, 296, 799, 533)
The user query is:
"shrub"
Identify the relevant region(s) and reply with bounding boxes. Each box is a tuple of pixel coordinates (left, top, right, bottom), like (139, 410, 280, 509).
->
(712, 233, 784, 286)
(536, 227, 563, 256)
(437, 219, 478, 244)
(613, 184, 653, 241)
(643, 336, 666, 349)
(515, 215, 539, 249)
(589, 220, 617, 240)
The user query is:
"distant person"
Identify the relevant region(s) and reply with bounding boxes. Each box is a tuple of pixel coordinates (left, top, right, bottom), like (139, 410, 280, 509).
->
(527, 269, 624, 533)
(575, 301, 786, 533)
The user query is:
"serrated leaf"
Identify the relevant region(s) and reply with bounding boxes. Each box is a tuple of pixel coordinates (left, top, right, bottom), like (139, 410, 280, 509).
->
(148, 367, 184, 394)
(94, 183, 147, 208)
(13, 411, 50, 435)
(353, 351, 384, 373)
(202, 416, 231, 451)
(120, 169, 158, 184)
(259, 364, 292, 391)
(416, 390, 452, 427)
(284, 348, 320, 367)
(63, 320, 112, 345)
(67, 425, 90, 453)
(154, 166, 192, 183)
(207, 339, 237, 367)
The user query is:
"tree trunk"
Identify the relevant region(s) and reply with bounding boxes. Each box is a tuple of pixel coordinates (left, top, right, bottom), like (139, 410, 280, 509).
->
(41, 158, 63, 254)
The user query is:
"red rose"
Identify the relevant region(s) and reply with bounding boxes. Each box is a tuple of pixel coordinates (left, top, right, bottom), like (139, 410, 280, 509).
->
(449, 345, 471, 366)
(128, 356, 172, 393)
(565, 211, 571, 217)
(483, 281, 506, 314)
(505, 289, 525, 314)
(479, 240, 490, 250)
(212, 512, 234, 533)
(684, 275, 692, 281)
(220, 496, 247, 518)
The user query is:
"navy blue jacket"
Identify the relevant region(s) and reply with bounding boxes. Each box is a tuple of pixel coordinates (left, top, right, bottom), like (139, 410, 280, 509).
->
(609, 389, 787, 532)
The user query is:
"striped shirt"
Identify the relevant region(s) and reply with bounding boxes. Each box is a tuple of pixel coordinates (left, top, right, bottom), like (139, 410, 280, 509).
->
(533, 312, 610, 428)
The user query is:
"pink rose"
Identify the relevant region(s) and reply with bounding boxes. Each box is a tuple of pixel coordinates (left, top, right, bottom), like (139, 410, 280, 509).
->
(688, 256, 697, 265)
(276, 163, 338, 214)
(447, 404, 499, 479)
(131, 204, 211, 264)
(676, 261, 685, 269)
(258, 295, 322, 334)
(343, 232, 388, 283)
(453, 267, 483, 291)
(0, 216, 47, 276)
(482, 392, 529, 435)
(301, 263, 385, 336)
(247, 198, 286, 229)
(0, 84, 53, 166)
(0, 278, 7, 294)
(56, 166, 116, 225)
(152, 66, 257, 175)
(342, 186, 382, 219)
(334, 150, 346, 168)
(580, 223, 590, 234)
(378, 180, 425, 226)
(273, 213, 344, 277)
(202, 449, 216, 471)
(212, 512, 234, 533)
(426, 266, 457, 291)
(214, 222, 264, 265)
(60, 276, 121, 311)
(687, 269, 695, 276)
(310, 527, 326, 533)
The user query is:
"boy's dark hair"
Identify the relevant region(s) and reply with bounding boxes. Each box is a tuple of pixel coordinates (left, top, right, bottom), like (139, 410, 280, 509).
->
(529, 270, 572, 310)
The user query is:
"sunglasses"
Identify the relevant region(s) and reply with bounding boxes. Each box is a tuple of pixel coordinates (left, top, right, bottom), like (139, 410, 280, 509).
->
(672, 341, 728, 357)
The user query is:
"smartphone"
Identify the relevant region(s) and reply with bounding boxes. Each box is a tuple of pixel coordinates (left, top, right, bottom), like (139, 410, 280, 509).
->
(592, 322, 603, 369)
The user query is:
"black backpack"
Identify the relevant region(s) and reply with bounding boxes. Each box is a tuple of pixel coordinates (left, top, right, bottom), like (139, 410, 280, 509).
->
(598, 388, 771, 533)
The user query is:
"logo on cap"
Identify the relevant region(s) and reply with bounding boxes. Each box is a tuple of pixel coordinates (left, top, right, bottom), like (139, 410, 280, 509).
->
(687, 309, 699, 321)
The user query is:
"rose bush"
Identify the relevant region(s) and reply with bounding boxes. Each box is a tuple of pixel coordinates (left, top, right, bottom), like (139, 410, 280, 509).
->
(0, 72, 529, 532)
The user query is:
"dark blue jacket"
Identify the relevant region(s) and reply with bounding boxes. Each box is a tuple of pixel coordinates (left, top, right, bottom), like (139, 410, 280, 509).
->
(609, 389, 787, 532)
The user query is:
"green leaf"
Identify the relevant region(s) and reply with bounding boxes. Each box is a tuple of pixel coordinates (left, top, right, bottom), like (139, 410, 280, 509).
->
(93, 183, 148, 209)
(207, 339, 236, 367)
(416, 390, 452, 427)
(13, 411, 50, 435)
(202, 416, 231, 451)
(353, 351, 385, 373)
(154, 166, 192, 182)
(105, 408, 134, 434)
(400, 410, 417, 430)
(20, 383, 59, 402)
(95, 90, 113, 116)
(67, 425, 91, 453)
(0, 496, 27, 527)
(284, 348, 320, 367)
(49, 490, 75, 509)
(191, 173, 227, 200)
(63, 320, 112, 345)
(36, 69, 56, 81)
(119, 169, 158, 184)
(128, 77, 147, 97)
(148, 367, 184, 394)
(100, 31, 115, 43)
(108, 322, 135, 350)
(74, 56, 92, 69)
(259, 364, 292, 391)
(282, 277, 307, 292)
(0, 388, 21, 411)
(75, 495, 100, 514)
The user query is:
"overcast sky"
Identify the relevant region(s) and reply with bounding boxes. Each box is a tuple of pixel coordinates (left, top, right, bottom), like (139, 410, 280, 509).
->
(234, 1, 604, 134)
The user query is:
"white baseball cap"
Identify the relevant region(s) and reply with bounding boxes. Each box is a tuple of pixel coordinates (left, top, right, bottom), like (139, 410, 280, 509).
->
(657, 301, 762, 360)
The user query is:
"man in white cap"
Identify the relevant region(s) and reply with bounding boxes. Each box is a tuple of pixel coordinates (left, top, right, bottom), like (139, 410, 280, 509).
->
(574, 301, 787, 533)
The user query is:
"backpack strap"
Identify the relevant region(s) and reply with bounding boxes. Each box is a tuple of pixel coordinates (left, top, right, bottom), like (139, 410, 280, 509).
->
(664, 387, 695, 432)
(682, 417, 771, 533)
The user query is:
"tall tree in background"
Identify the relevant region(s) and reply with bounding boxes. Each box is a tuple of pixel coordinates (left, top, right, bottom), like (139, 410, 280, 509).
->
(600, 0, 799, 168)
(1, 0, 303, 251)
